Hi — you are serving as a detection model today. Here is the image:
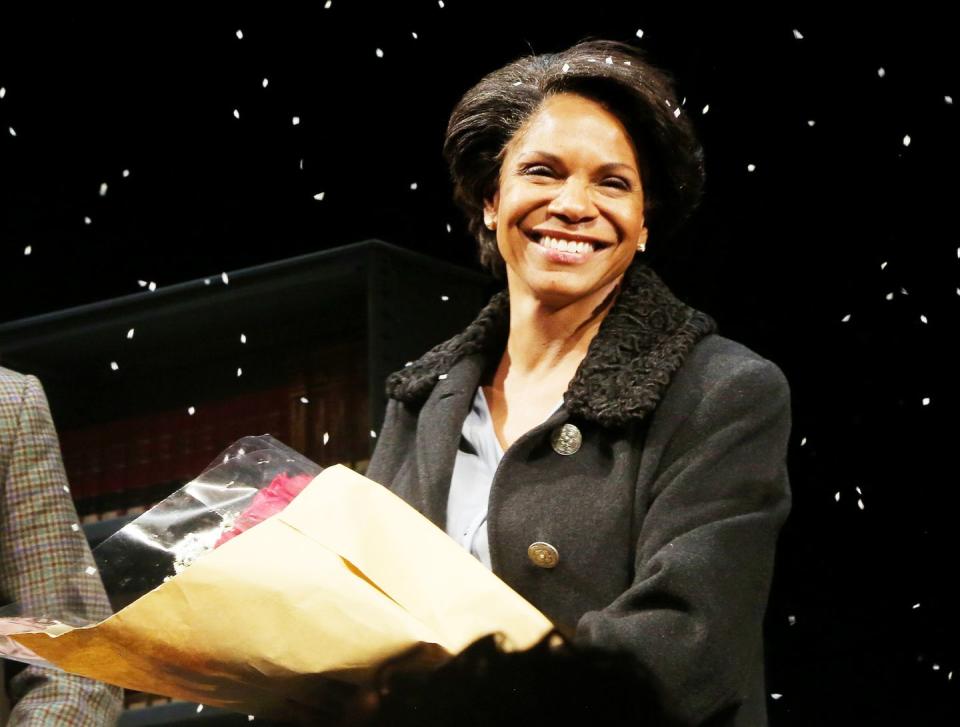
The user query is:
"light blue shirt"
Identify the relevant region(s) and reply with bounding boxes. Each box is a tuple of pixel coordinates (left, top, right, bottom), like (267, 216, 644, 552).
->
(445, 387, 563, 569)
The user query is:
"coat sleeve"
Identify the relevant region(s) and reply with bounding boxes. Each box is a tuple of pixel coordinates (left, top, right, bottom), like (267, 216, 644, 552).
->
(574, 358, 792, 726)
(0, 375, 122, 726)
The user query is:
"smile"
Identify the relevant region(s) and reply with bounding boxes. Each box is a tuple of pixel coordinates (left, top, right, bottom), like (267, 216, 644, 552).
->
(525, 231, 613, 263)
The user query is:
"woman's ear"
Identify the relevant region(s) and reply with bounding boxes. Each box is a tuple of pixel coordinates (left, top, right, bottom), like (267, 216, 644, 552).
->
(482, 191, 499, 230)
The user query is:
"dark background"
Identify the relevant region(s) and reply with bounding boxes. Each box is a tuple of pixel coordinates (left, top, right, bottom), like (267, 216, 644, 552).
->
(1, 5, 957, 724)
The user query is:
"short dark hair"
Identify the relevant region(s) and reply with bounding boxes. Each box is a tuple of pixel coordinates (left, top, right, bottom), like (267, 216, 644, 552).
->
(443, 39, 706, 279)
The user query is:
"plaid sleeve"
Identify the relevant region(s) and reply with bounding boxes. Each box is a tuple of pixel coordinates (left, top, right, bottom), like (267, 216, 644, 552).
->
(0, 373, 122, 726)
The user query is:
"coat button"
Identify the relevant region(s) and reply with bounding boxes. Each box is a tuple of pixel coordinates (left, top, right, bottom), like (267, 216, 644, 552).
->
(550, 423, 582, 455)
(528, 542, 560, 569)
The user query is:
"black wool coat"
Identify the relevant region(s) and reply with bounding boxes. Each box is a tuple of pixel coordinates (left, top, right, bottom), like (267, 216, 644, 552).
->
(366, 261, 792, 727)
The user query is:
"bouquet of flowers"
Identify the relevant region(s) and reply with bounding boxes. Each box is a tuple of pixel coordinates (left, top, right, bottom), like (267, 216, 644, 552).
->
(0, 436, 552, 721)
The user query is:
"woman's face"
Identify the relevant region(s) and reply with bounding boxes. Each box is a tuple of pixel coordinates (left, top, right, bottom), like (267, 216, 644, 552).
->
(483, 92, 648, 308)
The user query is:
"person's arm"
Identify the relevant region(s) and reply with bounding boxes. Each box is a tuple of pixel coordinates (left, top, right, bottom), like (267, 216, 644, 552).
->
(0, 374, 122, 726)
(575, 359, 792, 726)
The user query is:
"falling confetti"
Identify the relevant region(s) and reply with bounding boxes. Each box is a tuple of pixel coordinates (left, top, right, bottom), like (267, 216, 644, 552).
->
(885, 292, 894, 300)
(438, 373, 448, 380)
(221, 272, 230, 284)
(412, 32, 418, 39)
(673, 107, 681, 118)
(323, 432, 330, 445)
(85, 566, 97, 576)
(771, 693, 783, 701)
(562, 62, 571, 73)
(933, 664, 940, 671)
(237, 367, 243, 377)
(857, 499, 864, 510)
(702, 104, 710, 114)
(292, 116, 300, 125)
(63, 485, 70, 494)
(122, 169, 130, 178)
(438, 0, 444, 7)
(747, 163, 756, 172)
(0, 87, 5, 99)
(605, 56, 614, 65)
(110, 361, 119, 371)
(881, 261, 888, 270)
(841, 314, 851, 322)
(8, 127, 15, 136)
(903, 134, 911, 147)
(834, 492, 840, 502)
(446, 223, 452, 233)
(788, 615, 797, 626)
(800, 437, 807, 446)
(913, 603, 921, 609)
(410, 182, 418, 190)
(299, 159, 304, 170)
(370, 430, 377, 438)
(807, 120, 816, 127)
(148, 282, 157, 292)
(24, 245, 31, 255)
(84, 216, 92, 225)
(197, 704, 205, 713)
(71, 523, 80, 532)
(375, 48, 384, 58)
(635, 29, 644, 39)
(314, 191, 325, 201)
(922, 397, 930, 406)
(99, 182, 108, 196)
(233, 109, 240, 119)
(127, 328, 135, 339)
(945, 96, 953, 104)
(188, 406, 196, 416)
(235, 30, 243, 40)
(920, 315, 928, 323)
(792, 29, 803, 40)
(901, 287, 909, 295)
(404, 361, 413, 367)
(441, 295, 450, 301)
(300, 396, 309, 404)
(249, 716, 256, 722)
(878, 67, 886, 78)
(138, 280, 148, 287)
(240, 333, 247, 343)
(262, 78, 269, 88)
(324, 0, 332, 7)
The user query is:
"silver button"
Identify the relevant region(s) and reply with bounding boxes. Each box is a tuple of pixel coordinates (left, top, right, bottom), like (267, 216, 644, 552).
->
(550, 423, 582, 455)
(528, 542, 560, 569)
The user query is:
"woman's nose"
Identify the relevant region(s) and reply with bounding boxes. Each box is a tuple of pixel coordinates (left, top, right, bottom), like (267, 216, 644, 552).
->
(547, 178, 596, 221)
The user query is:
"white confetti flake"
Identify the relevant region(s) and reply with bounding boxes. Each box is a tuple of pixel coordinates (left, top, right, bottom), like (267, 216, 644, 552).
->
(807, 120, 816, 127)
(922, 397, 931, 406)
(771, 693, 783, 700)
(249, 717, 256, 722)
(405, 361, 413, 367)
(410, 182, 418, 190)
(856, 486, 862, 495)
(323, 432, 330, 445)
(313, 191, 325, 201)
(292, 116, 300, 126)
(880, 261, 888, 270)
(412, 32, 418, 39)
(438, 373, 448, 380)
(800, 437, 807, 446)
(878, 67, 885, 78)
(300, 396, 309, 404)
(375, 48, 384, 58)
(949, 671, 953, 680)
(702, 104, 710, 114)
(673, 107, 681, 118)
(235, 30, 243, 40)
(440, 295, 450, 301)
(841, 314, 851, 322)
(221, 272, 230, 284)
(857, 498, 864, 510)
(370, 430, 377, 438)
(299, 159, 304, 170)
(788, 615, 797, 625)
(933, 664, 940, 671)
(747, 163, 756, 172)
(110, 361, 119, 371)
(445, 223, 452, 233)
(665, 99, 672, 107)
(324, 0, 332, 7)
(903, 134, 911, 147)
(8, 127, 15, 136)
(792, 29, 803, 40)
(24, 245, 31, 255)
(438, 0, 444, 7)
(71, 523, 80, 532)
(138, 280, 148, 287)
(920, 314, 928, 324)
(99, 182, 108, 196)
(605, 56, 614, 65)
(188, 406, 196, 416)
(0, 87, 5, 99)
(913, 603, 921, 609)
(513, 81, 522, 86)
(204, 278, 211, 285)
(237, 367, 243, 377)
(623, 61, 631, 66)
(233, 109, 240, 119)
(956, 288, 960, 296)
(562, 62, 571, 73)
(901, 287, 909, 295)
(63, 485, 70, 494)
(84, 216, 92, 225)
(122, 169, 130, 178)
(127, 328, 135, 339)
(85, 566, 97, 576)
(944, 95, 953, 105)
(635, 28, 644, 39)
(148, 281, 157, 292)
(240, 333, 247, 343)
(834, 491, 840, 502)
(885, 292, 894, 300)
(197, 704, 205, 713)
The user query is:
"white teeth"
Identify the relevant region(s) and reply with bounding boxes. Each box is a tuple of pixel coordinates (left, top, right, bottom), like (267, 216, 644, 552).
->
(538, 235, 594, 254)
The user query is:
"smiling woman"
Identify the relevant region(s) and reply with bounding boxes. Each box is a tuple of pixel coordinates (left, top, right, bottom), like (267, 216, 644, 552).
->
(366, 39, 792, 727)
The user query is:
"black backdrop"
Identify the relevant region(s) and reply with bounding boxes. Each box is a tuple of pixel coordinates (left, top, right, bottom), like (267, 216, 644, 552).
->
(1, 6, 957, 724)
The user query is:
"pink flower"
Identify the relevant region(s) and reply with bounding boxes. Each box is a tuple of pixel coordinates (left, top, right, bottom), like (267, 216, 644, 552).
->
(215, 472, 313, 547)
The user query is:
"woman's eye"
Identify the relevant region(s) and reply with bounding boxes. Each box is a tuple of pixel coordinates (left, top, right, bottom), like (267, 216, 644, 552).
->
(602, 178, 630, 190)
(524, 165, 555, 177)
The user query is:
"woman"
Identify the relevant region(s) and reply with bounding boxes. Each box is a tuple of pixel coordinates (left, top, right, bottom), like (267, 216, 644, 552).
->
(366, 39, 791, 727)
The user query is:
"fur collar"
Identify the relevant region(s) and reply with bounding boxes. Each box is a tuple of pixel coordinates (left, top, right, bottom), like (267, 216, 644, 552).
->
(385, 262, 718, 428)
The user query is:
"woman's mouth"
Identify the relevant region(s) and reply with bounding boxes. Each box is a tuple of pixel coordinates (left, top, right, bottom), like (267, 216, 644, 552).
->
(526, 232, 611, 263)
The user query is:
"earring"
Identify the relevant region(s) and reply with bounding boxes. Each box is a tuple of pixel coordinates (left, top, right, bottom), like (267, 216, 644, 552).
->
(637, 241, 646, 252)
(485, 218, 496, 230)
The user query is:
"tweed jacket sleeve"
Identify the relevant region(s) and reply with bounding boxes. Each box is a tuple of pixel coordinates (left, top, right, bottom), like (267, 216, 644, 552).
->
(0, 371, 122, 726)
(575, 356, 792, 726)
